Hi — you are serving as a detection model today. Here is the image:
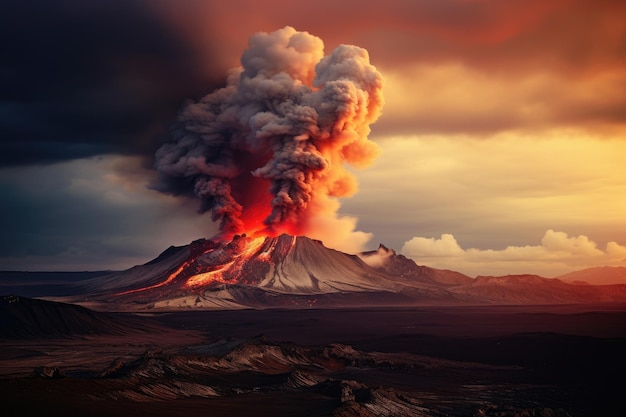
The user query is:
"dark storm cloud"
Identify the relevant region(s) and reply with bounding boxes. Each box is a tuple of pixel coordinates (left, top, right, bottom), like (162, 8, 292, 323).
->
(0, 157, 216, 270)
(0, 161, 139, 258)
(0, 0, 222, 167)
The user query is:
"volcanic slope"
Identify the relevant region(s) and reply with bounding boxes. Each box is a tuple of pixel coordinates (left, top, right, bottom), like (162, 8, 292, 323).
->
(70, 234, 626, 310)
(75, 234, 464, 310)
(0, 295, 156, 339)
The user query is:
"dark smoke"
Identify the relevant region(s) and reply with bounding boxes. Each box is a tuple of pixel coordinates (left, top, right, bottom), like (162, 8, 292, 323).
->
(153, 26, 384, 238)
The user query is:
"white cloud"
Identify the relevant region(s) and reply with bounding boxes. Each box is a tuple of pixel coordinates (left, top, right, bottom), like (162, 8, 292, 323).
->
(401, 234, 464, 257)
(401, 230, 626, 277)
(540, 230, 604, 257)
(341, 133, 626, 255)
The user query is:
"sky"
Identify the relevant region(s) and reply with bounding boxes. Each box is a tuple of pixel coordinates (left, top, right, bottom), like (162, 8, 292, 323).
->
(1, 0, 625, 277)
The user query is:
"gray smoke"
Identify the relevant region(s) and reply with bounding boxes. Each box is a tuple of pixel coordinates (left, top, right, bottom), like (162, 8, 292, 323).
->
(153, 26, 383, 237)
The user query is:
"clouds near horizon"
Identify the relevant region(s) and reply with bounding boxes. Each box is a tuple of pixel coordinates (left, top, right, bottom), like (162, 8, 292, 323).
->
(401, 230, 626, 277)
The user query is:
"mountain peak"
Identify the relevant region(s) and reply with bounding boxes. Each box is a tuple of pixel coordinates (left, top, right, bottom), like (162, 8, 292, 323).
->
(68, 234, 626, 310)
(557, 266, 626, 285)
(358, 244, 396, 268)
(377, 243, 395, 254)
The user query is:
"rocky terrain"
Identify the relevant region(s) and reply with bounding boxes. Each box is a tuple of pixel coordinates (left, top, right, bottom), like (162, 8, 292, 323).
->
(1, 298, 624, 416)
(0, 294, 158, 338)
(2, 235, 626, 415)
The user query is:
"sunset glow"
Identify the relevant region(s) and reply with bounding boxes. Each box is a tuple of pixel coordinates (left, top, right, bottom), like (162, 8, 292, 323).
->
(1, 0, 625, 277)
(153, 27, 383, 243)
(3, 4, 626, 415)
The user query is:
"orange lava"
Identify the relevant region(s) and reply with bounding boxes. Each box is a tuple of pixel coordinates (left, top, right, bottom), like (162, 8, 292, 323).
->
(114, 260, 194, 296)
(239, 236, 267, 257)
(185, 262, 234, 287)
(183, 237, 267, 288)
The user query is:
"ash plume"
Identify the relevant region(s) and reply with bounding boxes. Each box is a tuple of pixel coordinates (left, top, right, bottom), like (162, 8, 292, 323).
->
(153, 26, 383, 240)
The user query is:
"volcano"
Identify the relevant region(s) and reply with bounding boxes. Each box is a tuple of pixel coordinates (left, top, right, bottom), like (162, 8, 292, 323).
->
(65, 234, 626, 311)
(75, 234, 464, 310)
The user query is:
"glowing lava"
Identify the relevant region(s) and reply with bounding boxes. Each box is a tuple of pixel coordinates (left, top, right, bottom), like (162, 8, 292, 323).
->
(153, 27, 384, 243)
(183, 236, 267, 288)
(114, 243, 218, 296)
(114, 260, 194, 296)
(185, 262, 234, 287)
(112, 233, 302, 298)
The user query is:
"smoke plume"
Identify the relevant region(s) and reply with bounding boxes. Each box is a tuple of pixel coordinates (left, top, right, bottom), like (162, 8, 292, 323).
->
(153, 27, 383, 242)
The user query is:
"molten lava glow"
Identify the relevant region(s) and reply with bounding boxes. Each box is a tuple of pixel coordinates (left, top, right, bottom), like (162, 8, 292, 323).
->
(153, 27, 383, 244)
(183, 237, 267, 288)
(185, 262, 234, 287)
(218, 210, 303, 243)
(114, 260, 194, 296)
(240, 236, 268, 257)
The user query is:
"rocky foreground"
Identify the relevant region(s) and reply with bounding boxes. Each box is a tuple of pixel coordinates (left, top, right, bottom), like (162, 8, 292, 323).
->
(1, 335, 574, 417)
(2, 299, 624, 416)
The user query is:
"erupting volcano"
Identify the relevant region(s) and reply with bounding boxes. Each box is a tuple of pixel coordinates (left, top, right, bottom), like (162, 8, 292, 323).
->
(62, 27, 626, 311)
(152, 26, 384, 245)
(70, 232, 626, 311)
(81, 234, 442, 309)
(73, 27, 403, 309)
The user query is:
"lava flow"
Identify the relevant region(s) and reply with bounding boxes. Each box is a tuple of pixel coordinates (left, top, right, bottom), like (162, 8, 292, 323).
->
(113, 246, 216, 296)
(113, 234, 300, 298)
(184, 236, 267, 288)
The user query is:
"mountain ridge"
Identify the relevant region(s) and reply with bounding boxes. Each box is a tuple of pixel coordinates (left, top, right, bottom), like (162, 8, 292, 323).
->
(5, 234, 626, 310)
(0, 294, 158, 338)
(556, 266, 626, 286)
(61, 234, 626, 310)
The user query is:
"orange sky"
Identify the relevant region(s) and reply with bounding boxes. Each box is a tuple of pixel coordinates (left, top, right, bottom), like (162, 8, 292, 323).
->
(1, 0, 624, 276)
(137, 0, 626, 276)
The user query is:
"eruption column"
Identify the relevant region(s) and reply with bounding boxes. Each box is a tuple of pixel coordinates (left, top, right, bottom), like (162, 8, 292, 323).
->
(153, 26, 384, 241)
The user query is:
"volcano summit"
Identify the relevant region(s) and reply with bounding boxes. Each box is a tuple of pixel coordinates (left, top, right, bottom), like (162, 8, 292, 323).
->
(76, 234, 457, 310)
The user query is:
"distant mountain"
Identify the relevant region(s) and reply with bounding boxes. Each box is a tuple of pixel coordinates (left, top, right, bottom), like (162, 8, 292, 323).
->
(556, 266, 626, 286)
(449, 274, 626, 305)
(66, 234, 626, 310)
(359, 244, 474, 286)
(0, 294, 156, 338)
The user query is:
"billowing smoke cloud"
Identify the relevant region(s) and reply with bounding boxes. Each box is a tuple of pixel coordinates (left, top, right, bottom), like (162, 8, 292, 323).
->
(153, 26, 383, 240)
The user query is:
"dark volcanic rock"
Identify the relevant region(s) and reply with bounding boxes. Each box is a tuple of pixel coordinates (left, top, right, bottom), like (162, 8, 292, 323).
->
(33, 366, 66, 378)
(144, 245, 188, 266)
(0, 294, 154, 338)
